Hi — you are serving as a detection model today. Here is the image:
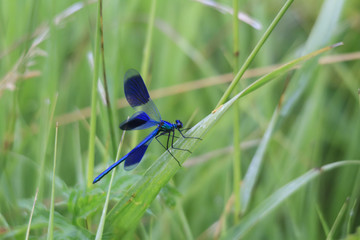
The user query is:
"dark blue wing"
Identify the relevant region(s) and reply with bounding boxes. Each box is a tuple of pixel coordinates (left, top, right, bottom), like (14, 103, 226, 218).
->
(124, 69, 161, 122)
(124, 128, 158, 170)
(120, 111, 159, 130)
(92, 128, 159, 183)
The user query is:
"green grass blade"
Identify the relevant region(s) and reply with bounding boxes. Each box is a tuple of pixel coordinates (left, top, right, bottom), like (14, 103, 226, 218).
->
(281, 0, 345, 115)
(223, 161, 360, 239)
(95, 130, 126, 240)
(37, 94, 58, 200)
(216, 0, 294, 108)
(141, 0, 157, 80)
(232, 0, 241, 223)
(237, 0, 345, 218)
(46, 123, 59, 240)
(326, 198, 349, 240)
(103, 44, 336, 235)
(238, 43, 342, 99)
(177, 203, 194, 240)
(232, 105, 241, 221)
(131, 0, 157, 148)
(316, 204, 330, 236)
(87, 0, 101, 188)
(347, 199, 358, 235)
(25, 188, 39, 240)
(99, 0, 117, 157)
(0, 213, 10, 230)
(240, 105, 279, 214)
(237, 42, 341, 214)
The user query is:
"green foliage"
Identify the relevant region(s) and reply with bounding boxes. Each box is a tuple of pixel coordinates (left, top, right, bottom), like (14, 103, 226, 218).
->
(1, 0, 360, 239)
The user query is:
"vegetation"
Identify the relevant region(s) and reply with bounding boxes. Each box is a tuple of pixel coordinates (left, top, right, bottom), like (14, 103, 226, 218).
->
(0, 0, 359, 239)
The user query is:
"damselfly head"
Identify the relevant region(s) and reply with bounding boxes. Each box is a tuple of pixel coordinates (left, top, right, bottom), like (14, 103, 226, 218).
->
(175, 120, 183, 129)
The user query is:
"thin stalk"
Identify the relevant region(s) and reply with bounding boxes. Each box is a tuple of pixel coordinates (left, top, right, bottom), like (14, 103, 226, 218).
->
(216, 0, 294, 108)
(130, 0, 157, 148)
(87, 0, 102, 188)
(95, 130, 127, 240)
(316, 204, 330, 236)
(232, 0, 240, 69)
(25, 188, 39, 240)
(358, 88, 360, 111)
(99, 0, 117, 157)
(139, 223, 149, 240)
(47, 122, 59, 240)
(177, 202, 194, 240)
(232, 106, 241, 220)
(347, 199, 358, 234)
(326, 198, 349, 240)
(232, 0, 241, 224)
(141, 0, 157, 80)
(37, 93, 58, 200)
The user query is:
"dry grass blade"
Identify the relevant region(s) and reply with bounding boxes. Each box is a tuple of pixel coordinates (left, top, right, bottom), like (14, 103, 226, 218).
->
(193, 0, 262, 29)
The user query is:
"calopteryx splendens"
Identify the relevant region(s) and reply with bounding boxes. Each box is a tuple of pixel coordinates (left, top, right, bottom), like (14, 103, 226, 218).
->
(93, 69, 200, 184)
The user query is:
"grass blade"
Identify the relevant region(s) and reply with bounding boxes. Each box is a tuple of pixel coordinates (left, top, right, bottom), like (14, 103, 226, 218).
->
(25, 188, 39, 240)
(317, 204, 330, 236)
(240, 105, 279, 214)
(232, 0, 241, 224)
(223, 161, 360, 239)
(281, 0, 345, 115)
(177, 203, 194, 240)
(141, 0, 157, 80)
(87, 0, 101, 188)
(326, 198, 349, 240)
(46, 122, 59, 240)
(216, 0, 294, 107)
(99, 0, 117, 157)
(95, 130, 126, 240)
(238, 0, 345, 221)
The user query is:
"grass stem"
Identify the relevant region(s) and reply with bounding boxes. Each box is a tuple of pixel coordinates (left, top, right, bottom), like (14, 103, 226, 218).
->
(87, 0, 102, 188)
(216, 0, 294, 108)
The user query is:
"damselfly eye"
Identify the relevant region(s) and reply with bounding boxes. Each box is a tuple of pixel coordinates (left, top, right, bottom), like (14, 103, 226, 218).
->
(176, 120, 183, 128)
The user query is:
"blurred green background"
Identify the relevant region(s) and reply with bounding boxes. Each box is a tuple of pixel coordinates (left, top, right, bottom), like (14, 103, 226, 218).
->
(1, 0, 360, 239)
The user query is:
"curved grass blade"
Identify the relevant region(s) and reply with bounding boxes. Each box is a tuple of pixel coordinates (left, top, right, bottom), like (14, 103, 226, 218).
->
(216, 0, 294, 107)
(281, 0, 345, 115)
(103, 44, 339, 235)
(239, 0, 345, 216)
(222, 161, 360, 239)
(238, 0, 346, 218)
(240, 106, 279, 214)
(326, 198, 349, 240)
